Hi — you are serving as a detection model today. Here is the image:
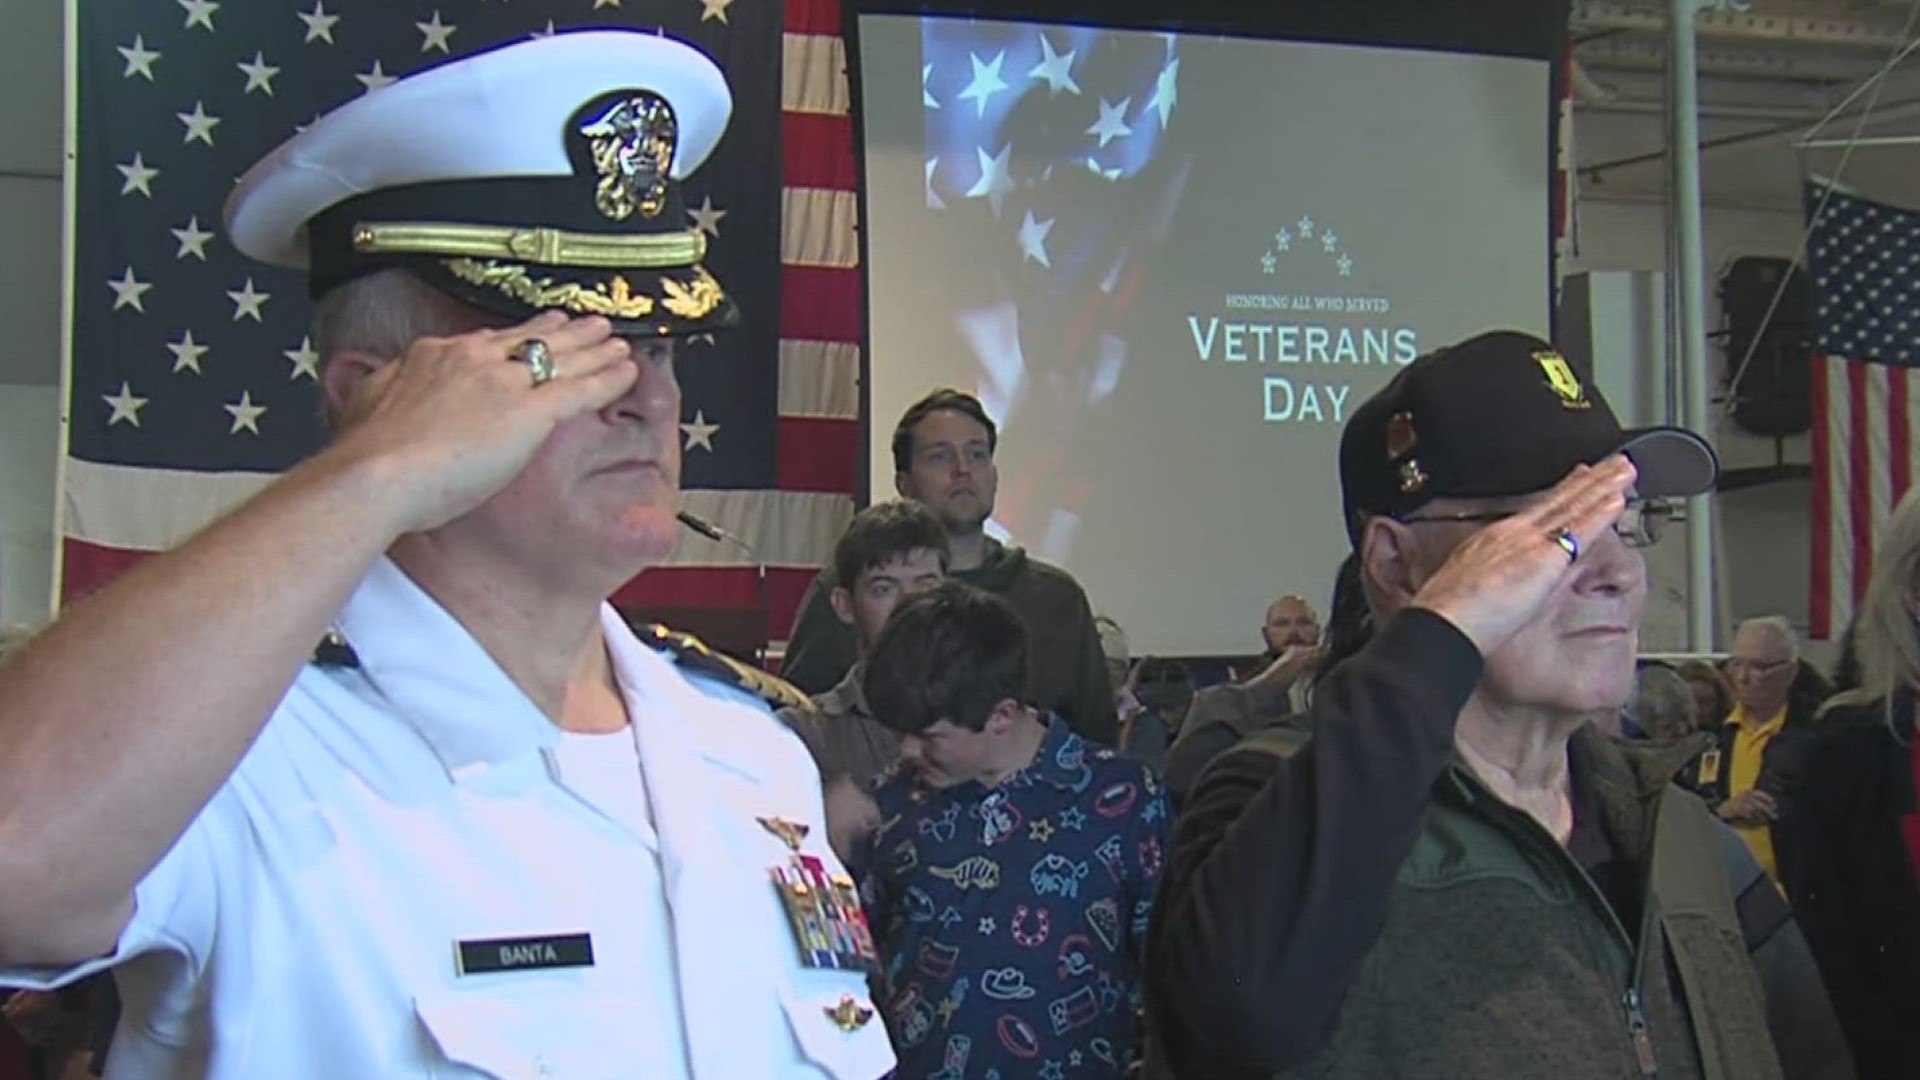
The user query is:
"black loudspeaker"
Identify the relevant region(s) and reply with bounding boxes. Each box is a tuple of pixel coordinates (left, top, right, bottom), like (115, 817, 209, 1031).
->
(1720, 256, 1813, 438)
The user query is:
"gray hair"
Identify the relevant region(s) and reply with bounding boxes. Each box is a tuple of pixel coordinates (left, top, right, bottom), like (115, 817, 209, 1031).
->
(1823, 487, 1920, 727)
(1734, 615, 1801, 663)
(310, 269, 503, 426)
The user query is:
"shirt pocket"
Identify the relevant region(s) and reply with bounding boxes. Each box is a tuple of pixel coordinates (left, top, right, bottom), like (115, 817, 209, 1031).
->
(415, 987, 649, 1080)
(779, 974, 896, 1080)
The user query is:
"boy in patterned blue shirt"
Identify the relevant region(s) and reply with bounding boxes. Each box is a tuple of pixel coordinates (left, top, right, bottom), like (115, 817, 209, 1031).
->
(856, 582, 1170, 1080)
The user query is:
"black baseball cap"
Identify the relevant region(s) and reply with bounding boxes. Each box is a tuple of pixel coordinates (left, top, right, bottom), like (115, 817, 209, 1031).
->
(1338, 330, 1718, 543)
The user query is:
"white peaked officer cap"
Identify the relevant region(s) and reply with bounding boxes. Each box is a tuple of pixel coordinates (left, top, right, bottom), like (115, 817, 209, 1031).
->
(224, 30, 740, 337)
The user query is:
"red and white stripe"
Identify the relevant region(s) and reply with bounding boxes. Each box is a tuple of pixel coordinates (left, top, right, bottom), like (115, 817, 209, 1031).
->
(1809, 354, 1919, 639)
(63, 0, 867, 642)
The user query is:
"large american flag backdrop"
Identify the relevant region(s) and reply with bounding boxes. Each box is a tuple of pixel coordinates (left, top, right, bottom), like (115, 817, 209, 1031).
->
(62, 0, 861, 642)
(1806, 179, 1920, 640)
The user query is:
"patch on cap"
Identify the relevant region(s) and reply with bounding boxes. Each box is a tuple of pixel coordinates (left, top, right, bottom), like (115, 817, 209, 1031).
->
(1534, 350, 1592, 411)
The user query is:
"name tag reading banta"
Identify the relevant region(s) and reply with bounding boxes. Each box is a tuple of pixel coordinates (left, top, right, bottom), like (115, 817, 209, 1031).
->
(455, 933, 595, 976)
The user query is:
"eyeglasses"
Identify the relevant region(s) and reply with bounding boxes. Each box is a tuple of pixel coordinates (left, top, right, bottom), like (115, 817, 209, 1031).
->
(1399, 498, 1676, 549)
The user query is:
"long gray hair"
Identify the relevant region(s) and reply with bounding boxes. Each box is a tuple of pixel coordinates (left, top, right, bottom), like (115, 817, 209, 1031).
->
(1820, 486, 1920, 740)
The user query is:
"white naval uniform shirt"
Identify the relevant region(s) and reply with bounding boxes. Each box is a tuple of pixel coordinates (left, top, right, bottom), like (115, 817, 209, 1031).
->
(2, 558, 895, 1080)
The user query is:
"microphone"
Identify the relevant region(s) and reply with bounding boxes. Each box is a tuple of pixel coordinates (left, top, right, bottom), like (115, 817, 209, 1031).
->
(676, 509, 730, 544)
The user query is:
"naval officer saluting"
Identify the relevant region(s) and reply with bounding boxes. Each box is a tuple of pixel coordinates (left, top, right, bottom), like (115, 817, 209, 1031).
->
(0, 30, 893, 1080)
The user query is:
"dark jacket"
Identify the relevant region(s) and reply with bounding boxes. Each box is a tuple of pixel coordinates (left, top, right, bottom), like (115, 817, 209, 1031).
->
(1146, 610, 1853, 1080)
(1774, 690, 1920, 1080)
(1161, 678, 1307, 810)
(778, 539, 1118, 744)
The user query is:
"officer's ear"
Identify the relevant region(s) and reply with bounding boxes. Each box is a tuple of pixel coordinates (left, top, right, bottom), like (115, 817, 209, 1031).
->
(321, 349, 390, 429)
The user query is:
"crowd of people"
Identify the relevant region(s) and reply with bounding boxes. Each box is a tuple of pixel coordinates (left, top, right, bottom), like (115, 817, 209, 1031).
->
(0, 26, 1914, 1080)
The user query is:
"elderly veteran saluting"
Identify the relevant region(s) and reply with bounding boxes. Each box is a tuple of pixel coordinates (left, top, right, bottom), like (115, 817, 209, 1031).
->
(1146, 331, 1851, 1080)
(0, 32, 892, 1080)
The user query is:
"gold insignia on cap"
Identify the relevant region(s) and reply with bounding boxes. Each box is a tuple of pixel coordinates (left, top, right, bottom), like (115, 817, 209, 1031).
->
(577, 93, 678, 222)
(1385, 411, 1418, 459)
(444, 257, 656, 318)
(1534, 350, 1592, 410)
(758, 816, 811, 851)
(1398, 458, 1429, 494)
(825, 993, 875, 1032)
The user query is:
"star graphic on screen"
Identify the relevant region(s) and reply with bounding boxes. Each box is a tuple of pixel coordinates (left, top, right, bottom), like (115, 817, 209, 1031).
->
(1018, 210, 1053, 268)
(177, 101, 221, 146)
(103, 383, 149, 428)
(594, 0, 621, 9)
(228, 278, 270, 322)
(168, 330, 209, 374)
(237, 52, 281, 95)
(530, 20, 557, 39)
(225, 391, 267, 436)
(680, 410, 720, 452)
(117, 154, 159, 197)
(1261, 251, 1277, 274)
(179, 0, 220, 32)
(117, 36, 160, 80)
(1322, 230, 1339, 253)
(966, 143, 1015, 218)
(978, 917, 996, 935)
(1297, 215, 1315, 238)
(357, 61, 396, 93)
(1086, 96, 1132, 147)
(922, 64, 939, 109)
(416, 12, 456, 53)
(284, 336, 321, 380)
(106, 267, 151, 312)
(957, 50, 1009, 118)
(1338, 253, 1353, 276)
(698, 0, 735, 23)
(1028, 33, 1079, 95)
(298, 1, 340, 44)
(1146, 57, 1179, 126)
(687, 196, 726, 237)
(1276, 231, 1291, 252)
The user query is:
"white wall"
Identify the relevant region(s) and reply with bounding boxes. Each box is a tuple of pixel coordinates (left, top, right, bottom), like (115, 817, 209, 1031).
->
(0, 0, 64, 628)
(1568, 196, 1829, 656)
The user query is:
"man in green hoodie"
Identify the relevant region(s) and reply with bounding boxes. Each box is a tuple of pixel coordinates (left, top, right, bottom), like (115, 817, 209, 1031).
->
(780, 389, 1118, 744)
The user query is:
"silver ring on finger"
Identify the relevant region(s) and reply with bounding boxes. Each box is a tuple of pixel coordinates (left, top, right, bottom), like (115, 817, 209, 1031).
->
(510, 338, 557, 388)
(1549, 526, 1579, 563)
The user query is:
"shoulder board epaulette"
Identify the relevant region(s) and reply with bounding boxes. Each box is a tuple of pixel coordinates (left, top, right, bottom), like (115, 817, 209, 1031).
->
(637, 624, 809, 711)
(311, 629, 360, 669)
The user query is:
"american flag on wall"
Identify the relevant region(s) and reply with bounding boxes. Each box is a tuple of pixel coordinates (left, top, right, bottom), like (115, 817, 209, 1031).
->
(1806, 179, 1920, 640)
(61, 0, 861, 642)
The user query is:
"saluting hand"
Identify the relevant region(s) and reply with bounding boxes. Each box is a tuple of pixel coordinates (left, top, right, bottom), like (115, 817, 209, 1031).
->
(1412, 455, 1638, 658)
(326, 312, 641, 537)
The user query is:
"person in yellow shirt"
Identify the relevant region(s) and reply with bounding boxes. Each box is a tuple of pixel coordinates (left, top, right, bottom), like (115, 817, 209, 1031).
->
(1686, 616, 1825, 881)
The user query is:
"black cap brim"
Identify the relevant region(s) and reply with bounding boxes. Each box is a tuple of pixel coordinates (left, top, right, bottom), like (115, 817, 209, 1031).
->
(1616, 427, 1719, 498)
